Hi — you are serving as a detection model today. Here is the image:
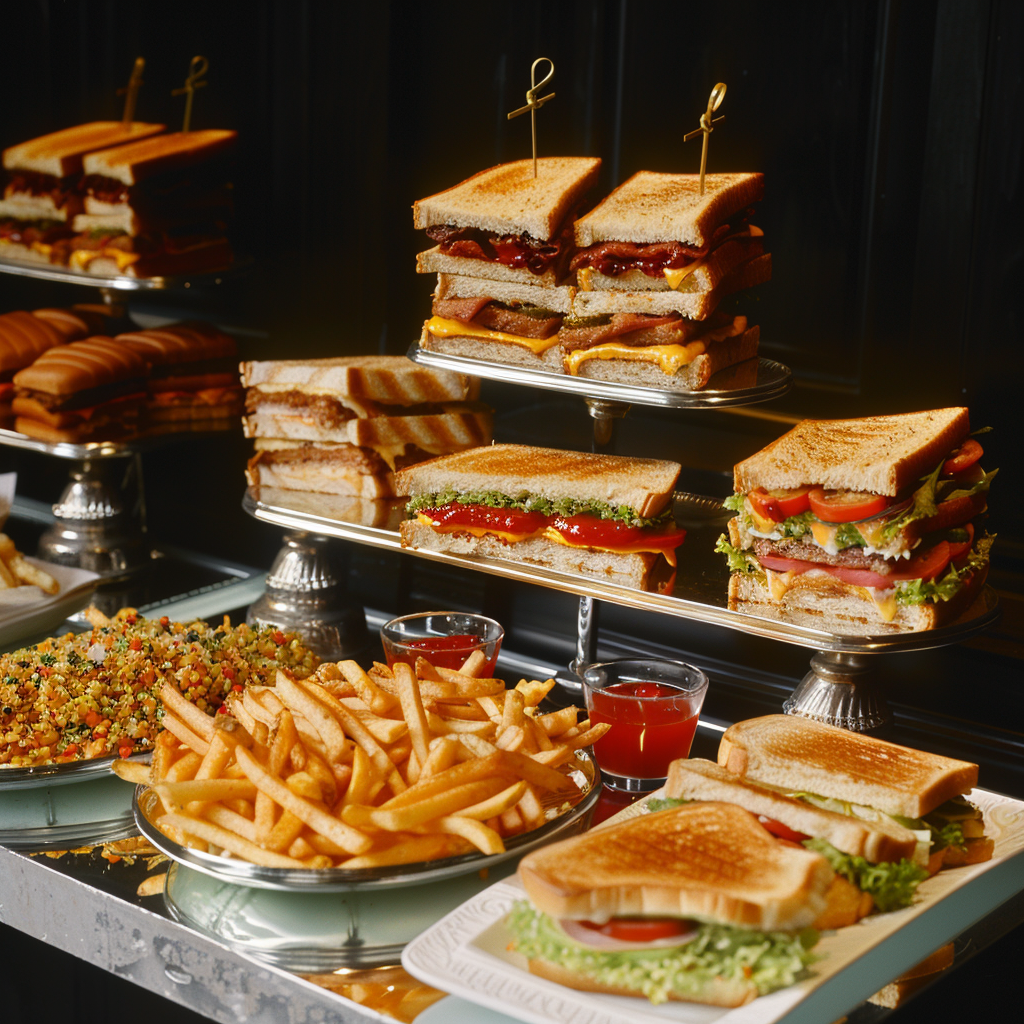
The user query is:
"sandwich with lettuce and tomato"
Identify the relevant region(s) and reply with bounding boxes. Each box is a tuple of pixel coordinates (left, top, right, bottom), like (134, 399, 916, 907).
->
(716, 407, 994, 633)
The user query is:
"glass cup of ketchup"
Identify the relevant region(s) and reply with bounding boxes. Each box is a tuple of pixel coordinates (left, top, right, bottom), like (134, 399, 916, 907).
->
(581, 658, 709, 792)
(380, 611, 504, 673)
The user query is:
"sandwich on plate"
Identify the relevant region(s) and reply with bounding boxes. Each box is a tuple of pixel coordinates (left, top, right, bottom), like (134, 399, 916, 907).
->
(562, 171, 769, 389)
(663, 758, 928, 925)
(415, 157, 601, 370)
(0, 121, 164, 265)
(115, 321, 244, 431)
(507, 801, 827, 1006)
(241, 356, 490, 498)
(717, 715, 993, 873)
(66, 129, 237, 277)
(12, 336, 149, 442)
(395, 443, 684, 589)
(716, 407, 995, 633)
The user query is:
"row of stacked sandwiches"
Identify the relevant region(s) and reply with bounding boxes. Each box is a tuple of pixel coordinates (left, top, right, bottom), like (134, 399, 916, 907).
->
(0, 309, 243, 441)
(506, 714, 991, 1007)
(415, 157, 768, 391)
(0, 121, 235, 277)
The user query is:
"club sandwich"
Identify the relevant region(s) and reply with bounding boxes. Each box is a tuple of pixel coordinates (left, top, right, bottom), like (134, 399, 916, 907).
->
(241, 356, 490, 498)
(562, 171, 768, 389)
(415, 157, 601, 370)
(717, 715, 993, 873)
(507, 801, 827, 1006)
(0, 121, 165, 263)
(395, 443, 684, 589)
(716, 407, 995, 633)
(664, 758, 926, 924)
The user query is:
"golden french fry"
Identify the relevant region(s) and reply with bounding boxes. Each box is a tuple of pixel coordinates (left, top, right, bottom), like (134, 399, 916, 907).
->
(421, 736, 460, 778)
(231, 698, 258, 734)
(394, 661, 431, 769)
(424, 712, 495, 736)
(11, 554, 59, 594)
(496, 725, 525, 752)
(492, 749, 579, 794)
(457, 649, 488, 678)
(536, 707, 577, 737)
(112, 759, 150, 784)
(563, 722, 612, 750)
(165, 750, 204, 782)
(500, 805, 524, 835)
(203, 804, 259, 843)
(285, 770, 323, 803)
(500, 690, 525, 733)
(158, 810, 305, 867)
(0, 555, 17, 588)
(338, 834, 467, 870)
(455, 780, 528, 821)
(301, 750, 338, 807)
(160, 681, 216, 742)
(288, 836, 317, 860)
(234, 746, 371, 854)
(515, 677, 557, 706)
(413, 657, 443, 682)
(425, 815, 504, 855)
(342, 745, 376, 807)
(263, 810, 305, 852)
(339, 660, 399, 715)
(529, 746, 574, 769)
(527, 716, 554, 751)
(155, 779, 257, 805)
(344, 777, 508, 832)
(457, 734, 499, 758)
(275, 671, 348, 762)
(517, 784, 546, 830)
(427, 700, 490, 722)
(242, 690, 276, 727)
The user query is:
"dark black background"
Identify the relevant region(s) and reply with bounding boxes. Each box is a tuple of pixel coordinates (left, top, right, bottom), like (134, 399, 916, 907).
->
(0, 3, 1022, 1022)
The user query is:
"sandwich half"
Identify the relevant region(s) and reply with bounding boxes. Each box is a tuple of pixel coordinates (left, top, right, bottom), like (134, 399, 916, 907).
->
(563, 171, 769, 389)
(242, 356, 490, 498)
(415, 157, 601, 370)
(716, 407, 995, 633)
(395, 443, 684, 589)
(508, 801, 827, 1006)
(718, 715, 993, 872)
(664, 758, 927, 925)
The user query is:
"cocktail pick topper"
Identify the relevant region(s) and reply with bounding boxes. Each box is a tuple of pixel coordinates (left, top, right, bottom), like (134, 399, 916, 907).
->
(683, 82, 727, 196)
(171, 55, 209, 133)
(117, 57, 146, 130)
(507, 57, 556, 178)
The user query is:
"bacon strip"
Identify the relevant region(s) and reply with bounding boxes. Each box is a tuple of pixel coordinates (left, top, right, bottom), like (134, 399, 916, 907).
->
(433, 296, 492, 323)
(559, 313, 683, 352)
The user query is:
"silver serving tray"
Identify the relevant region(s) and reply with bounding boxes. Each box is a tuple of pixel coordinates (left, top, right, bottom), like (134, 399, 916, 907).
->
(243, 486, 999, 655)
(0, 253, 251, 291)
(0, 425, 238, 461)
(133, 750, 598, 892)
(408, 340, 791, 409)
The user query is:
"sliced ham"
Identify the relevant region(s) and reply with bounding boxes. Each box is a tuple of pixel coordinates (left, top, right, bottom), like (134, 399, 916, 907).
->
(475, 304, 561, 339)
(433, 295, 492, 323)
(559, 313, 685, 353)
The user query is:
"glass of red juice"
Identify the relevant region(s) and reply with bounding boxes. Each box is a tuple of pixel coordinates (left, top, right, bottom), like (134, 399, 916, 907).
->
(380, 611, 504, 673)
(581, 659, 709, 792)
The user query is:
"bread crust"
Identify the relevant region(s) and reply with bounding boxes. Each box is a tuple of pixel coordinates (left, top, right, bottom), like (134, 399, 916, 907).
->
(0, 311, 66, 374)
(81, 130, 237, 185)
(716, 714, 979, 819)
(437, 272, 575, 314)
(733, 408, 971, 496)
(3, 121, 165, 177)
(417, 247, 564, 289)
(419, 324, 564, 372)
(13, 337, 148, 395)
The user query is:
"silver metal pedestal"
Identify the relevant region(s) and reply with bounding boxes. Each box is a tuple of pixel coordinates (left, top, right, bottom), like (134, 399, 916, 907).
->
(246, 531, 368, 661)
(783, 651, 890, 733)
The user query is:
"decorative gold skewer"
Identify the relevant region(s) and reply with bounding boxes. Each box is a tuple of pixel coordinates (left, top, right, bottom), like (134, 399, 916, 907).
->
(683, 82, 727, 196)
(171, 55, 209, 133)
(507, 57, 556, 178)
(117, 57, 146, 130)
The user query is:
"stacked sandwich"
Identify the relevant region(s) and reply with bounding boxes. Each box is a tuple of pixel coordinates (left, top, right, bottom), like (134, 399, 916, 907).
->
(563, 171, 768, 390)
(242, 356, 491, 498)
(396, 443, 685, 590)
(507, 801, 827, 1006)
(0, 121, 163, 264)
(414, 157, 602, 370)
(115, 321, 243, 431)
(0, 121, 236, 276)
(717, 407, 995, 633)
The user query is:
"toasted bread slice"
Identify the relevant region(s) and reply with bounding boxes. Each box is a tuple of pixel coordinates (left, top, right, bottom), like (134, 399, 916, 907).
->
(717, 715, 979, 819)
(413, 157, 601, 242)
(394, 443, 680, 518)
(116, 322, 237, 365)
(0, 311, 67, 374)
(240, 356, 478, 404)
(416, 246, 566, 289)
(519, 801, 832, 931)
(575, 171, 764, 249)
(13, 336, 149, 396)
(733, 408, 971, 496)
(436, 272, 575, 314)
(666, 758, 919, 862)
(418, 322, 564, 372)
(82, 130, 237, 185)
(3, 122, 165, 177)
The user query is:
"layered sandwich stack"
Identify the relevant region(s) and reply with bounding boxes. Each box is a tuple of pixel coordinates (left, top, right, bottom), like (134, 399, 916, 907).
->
(0, 121, 164, 264)
(716, 407, 995, 633)
(242, 356, 491, 498)
(396, 443, 685, 589)
(563, 171, 768, 390)
(414, 157, 602, 370)
(116, 321, 243, 431)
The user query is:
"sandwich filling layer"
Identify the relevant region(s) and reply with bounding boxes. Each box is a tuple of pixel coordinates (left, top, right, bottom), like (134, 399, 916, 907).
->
(425, 215, 573, 278)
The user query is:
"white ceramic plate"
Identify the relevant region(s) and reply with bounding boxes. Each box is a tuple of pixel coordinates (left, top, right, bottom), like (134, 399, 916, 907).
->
(403, 788, 1024, 1024)
(0, 557, 99, 650)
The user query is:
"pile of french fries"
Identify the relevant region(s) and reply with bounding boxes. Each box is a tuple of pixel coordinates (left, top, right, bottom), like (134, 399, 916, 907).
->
(0, 534, 58, 594)
(116, 653, 609, 870)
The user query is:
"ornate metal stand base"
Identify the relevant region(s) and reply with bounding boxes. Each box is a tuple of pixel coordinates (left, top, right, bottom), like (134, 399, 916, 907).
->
(246, 531, 367, 661)
(783, 651, 890, 733)
(37, 460, 146, 579)
(584, 397, 631, 446)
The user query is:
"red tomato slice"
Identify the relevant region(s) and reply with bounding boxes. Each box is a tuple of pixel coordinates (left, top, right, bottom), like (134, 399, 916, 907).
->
(748, 488, 784, 523)
(551, 515, 686, 554)
(757, 815, 811, 843)
(942, 438, 983, 477)
(768, 486, 813, 518)
(758, 540, 952, 590)
(808, 488, 890, 523)
(422, 503, 548, 535)
(945, 523, 974, 562)
(582, 917, 693, 942)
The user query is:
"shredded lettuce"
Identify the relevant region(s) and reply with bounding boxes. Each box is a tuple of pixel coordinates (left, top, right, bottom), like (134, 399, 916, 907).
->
(723, 492, 747, 512)
(777, 511, 815, 539)
(506, 902, 818, 1005)
(833, 523, 866, 549)
(715, 535, 765, 578)
(802, 838, 927, 912)
(646, 796, 689, 813)
(894, 534, 994, 606)
(405, 490, 670, 528)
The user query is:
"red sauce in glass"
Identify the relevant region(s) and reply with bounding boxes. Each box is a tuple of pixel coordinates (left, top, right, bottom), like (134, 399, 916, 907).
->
(589, 681, 700, 778)
(386, 633, 496, 672)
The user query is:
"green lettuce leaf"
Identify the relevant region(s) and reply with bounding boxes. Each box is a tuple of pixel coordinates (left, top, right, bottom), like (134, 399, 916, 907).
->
(894, 534, 994, 606)
(879, 462, 943, 544)
(715, 535, 764, 578)
(646, 796, 689, 813)
(803, 838, 927, 912)
(833, 523, 866, 549)
(723, 492, 747, 512)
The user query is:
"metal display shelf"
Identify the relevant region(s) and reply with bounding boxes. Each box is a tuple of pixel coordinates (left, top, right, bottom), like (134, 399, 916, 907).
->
(0, 253, 252, 291)
(242, 486, 999, 730)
